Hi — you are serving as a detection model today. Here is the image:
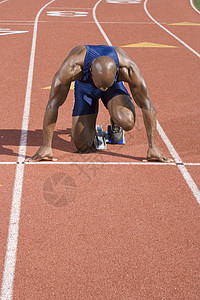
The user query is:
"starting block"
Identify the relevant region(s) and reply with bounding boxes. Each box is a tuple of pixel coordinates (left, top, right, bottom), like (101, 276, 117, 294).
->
(94, 125, 107, 150)
(94, 125, 125, 150)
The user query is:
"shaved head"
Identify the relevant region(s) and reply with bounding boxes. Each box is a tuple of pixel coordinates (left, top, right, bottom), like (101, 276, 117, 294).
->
(91, 56, 117, 91)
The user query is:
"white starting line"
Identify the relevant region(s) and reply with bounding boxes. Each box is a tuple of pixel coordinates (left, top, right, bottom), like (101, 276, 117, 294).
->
(0, 161, 199, 166)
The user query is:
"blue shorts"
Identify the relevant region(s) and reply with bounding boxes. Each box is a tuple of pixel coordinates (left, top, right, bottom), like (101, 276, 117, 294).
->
(72, 80, 130, 116)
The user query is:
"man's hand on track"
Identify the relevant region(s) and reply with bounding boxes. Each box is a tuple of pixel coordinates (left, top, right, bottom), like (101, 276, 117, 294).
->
(143, 145, 173, 163)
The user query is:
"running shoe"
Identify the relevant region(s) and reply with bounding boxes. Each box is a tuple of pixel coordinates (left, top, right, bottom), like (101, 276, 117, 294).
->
(110, 119, 123, 143)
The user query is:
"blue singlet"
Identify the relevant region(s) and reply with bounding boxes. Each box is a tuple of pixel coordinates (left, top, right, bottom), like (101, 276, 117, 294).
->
(72, 45, 130, 116)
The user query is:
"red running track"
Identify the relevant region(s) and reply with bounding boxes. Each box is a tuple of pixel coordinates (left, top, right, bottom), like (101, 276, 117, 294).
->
(0, 0, 200, 299)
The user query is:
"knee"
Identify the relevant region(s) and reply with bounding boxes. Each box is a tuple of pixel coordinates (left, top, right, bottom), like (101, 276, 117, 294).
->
(123, 114, 135, 131)
(74, 138, 96, 153)
(116, 111, 135, 131)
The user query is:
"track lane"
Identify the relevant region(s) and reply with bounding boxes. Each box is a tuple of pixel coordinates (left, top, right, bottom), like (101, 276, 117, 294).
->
(0, 0, 50, 22)
(95, 0, 200, 206)
(0, 0, 46, 294)
(142, 0, 200, 192)
(1, 0, 200, 299)
(13, 164, 200, 299)
(146, 0, 200, 52)
(11, 0, 200, 299)
(0, 22, 33, 162)
(0, 166, 16, 290)
(95, 0, 200, 165)
(1, 1, 56, 298)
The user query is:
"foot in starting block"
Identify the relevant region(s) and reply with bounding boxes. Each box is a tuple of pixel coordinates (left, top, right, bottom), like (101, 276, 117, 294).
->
(94, 125, 125, 150)
(94, 125, 107, 150)
(106, 125, 125, 144)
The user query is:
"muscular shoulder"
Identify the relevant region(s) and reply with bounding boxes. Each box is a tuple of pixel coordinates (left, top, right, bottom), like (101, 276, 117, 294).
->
(67, 45, 86, 66)
(115, 47, 142, 85)
(56, 45, 86, 84)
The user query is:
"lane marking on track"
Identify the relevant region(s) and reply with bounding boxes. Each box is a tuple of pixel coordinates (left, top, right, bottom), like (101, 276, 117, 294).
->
(0, 23, 34, 26)
(49, 7, 93, 9)
(1, 161, 200, 166)
(169, 22, 200, 26)
(0, 0, 9, 4)
(0, 20, 165, 25)
(46, 11, 88, 17)
(0, 20, 34, 22)
(156, 122, 200, 204)
(0, 28, 28, 36)
(122, 42, 178, 48)
(106, 0, 142, 3)
(93, 0, 200, 205)
(93, 0, 112, 45)
(0, 1, 55, 299)
(144, 1, 200, 205)
(38, 21, 157, 24)
(144, 0, 200, 58)
(190, 0, 200, 14)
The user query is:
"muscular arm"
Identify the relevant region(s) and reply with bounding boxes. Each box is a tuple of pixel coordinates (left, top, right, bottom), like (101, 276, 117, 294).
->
(117, 47, 172, 162)
(43, 46, 84, 147)
(128, 68, 157, 149)
(42, 75, 71, 147)
(27, 46, 84, 161)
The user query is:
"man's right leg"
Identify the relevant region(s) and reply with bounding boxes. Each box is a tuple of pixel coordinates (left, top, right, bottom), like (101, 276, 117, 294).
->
(72, 80, 101, 152)
(72, 114, 97, 153)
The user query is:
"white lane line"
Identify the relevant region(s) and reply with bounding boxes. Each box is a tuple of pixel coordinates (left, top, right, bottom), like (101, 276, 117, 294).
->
(143, 1, 200, 204)
(24, 161, 177, 165)
(0, 162, 16, 165)
(93, 0, 112, 46)
(49, 7, 93, 9)
(0, 20, 34, 22)
(106, 0, 142, 3)
(190, 0, 200, 14)
(0, 20, 161, 25)
(0, 0, 9, 4)
(0, 161, 200, 165)
(1, 161, 200, 165)
(144, 0, 200, 59)
(0, 23, 34, 26)
(185, 163, 200, 166)
(0, 161, 176, 165)
(36, 20, 157, 24)
(0, 1, 55, 299)
(156, 122, 200, 203)
(93, 0, 200, 205)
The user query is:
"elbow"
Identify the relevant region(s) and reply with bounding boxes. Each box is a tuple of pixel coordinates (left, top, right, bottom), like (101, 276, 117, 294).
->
(47, 99, 59, 113)
(52, 72, 62, 89)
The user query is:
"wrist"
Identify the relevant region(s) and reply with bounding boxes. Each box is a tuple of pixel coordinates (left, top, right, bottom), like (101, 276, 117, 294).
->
(148, 141, 157, 149)
(42, 141, 52, 148)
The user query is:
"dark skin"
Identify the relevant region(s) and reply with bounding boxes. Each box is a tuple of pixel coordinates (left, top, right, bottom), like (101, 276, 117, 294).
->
(26, 45, 172, 162)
